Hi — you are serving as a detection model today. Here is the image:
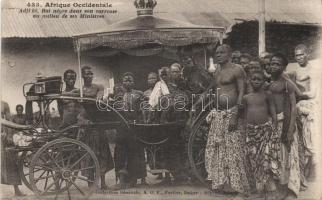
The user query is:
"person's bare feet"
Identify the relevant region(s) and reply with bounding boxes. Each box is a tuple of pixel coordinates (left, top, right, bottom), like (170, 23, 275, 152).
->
(283, 191, 297, 200)
(276, 191, 288, 200)
(111, 183, 125, 190)
(156, 174, 163, 180)
(140, 178, 148, 185)
(101, 184, 108, 190)
(101, 175, 108, 190)
(14, 186, 26, 196)
(15, 191, 26, 197)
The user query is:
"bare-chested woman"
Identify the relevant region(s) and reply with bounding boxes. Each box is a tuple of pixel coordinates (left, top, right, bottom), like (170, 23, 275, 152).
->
(203, 44, 249, 194)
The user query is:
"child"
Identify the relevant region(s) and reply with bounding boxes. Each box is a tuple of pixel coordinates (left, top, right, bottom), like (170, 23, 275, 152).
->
(149, 67, 170, 123)
(246, 60, 263, 93)
(143, 72, 158, 123)
(243, 71, 280, 194)
(269, 53, 300, 200)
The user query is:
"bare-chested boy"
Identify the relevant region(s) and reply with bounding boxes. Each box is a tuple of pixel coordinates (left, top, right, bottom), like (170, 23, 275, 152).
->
(246, 60, 265, 93)
(57, 69, 81, 128)
(269, 53, 300, 200)
(243, 71, 280, 193)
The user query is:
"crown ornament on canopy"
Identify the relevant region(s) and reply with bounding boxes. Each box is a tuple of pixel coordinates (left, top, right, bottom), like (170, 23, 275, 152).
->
(134, 0, 157, 16)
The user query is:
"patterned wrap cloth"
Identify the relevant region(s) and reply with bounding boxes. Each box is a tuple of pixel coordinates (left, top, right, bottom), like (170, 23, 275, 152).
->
(277, 113, 300, 196)
(245, 121, 280, 192)
(296, 99, 316, 188)
(205, 107, 249, 194)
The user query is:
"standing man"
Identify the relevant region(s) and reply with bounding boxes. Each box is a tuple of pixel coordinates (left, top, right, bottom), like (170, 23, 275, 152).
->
(287, 44, 319, 186)
(77, 66, 114, 190)
(269, 53, 300, 200)
(57, 69, 81, 128)
(204, 44, 249, 194)
(1, 101, 25, 196)
(113, 72, 147, 188)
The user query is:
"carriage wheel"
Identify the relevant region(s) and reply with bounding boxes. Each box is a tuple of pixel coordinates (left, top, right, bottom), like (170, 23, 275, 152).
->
(188, 112, 210, 187)
(18, 151, 34, 191)
(29, 138, 100, 199)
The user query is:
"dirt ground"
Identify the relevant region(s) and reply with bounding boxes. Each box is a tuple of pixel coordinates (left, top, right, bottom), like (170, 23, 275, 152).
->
(1, 168, 321, 200)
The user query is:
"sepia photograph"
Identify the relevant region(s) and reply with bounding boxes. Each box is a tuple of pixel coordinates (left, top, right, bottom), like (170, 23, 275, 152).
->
(1, 0, 322, 199)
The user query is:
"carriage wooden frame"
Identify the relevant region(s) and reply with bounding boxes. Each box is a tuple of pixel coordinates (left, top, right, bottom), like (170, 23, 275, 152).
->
(1, 85, 211, 199)
(1, 10, 224, 197)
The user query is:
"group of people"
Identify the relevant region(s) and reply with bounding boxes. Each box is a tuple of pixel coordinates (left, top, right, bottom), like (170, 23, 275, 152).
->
(202, 44, 318, 200)
(1, 43, 319, 200)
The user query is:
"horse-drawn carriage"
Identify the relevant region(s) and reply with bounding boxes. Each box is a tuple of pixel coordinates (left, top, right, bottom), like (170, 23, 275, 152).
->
(1, 1, 225, 198)
(1, 75, 211, 199)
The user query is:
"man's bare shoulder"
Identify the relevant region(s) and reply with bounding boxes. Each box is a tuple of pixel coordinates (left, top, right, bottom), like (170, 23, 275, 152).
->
(264, 90, 273, 96)
(269, 76, 296, 94)
(231, 63, 246, 77)
(286, 62, 299, 73)
(243, 93, 251, 100)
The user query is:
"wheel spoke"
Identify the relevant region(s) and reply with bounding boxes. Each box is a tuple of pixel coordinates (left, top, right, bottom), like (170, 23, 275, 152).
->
(34, 166, 46, 170)
(66, 181, 71, 200)
(50, 171, 61, 192)
(54, 152, 67, 168)
(70, 152, 89, 169)
(67, 152, 77, 167)
(43, 171, 50, 190)
(41, 178, 60, 195)
(35, 170, 47, 183)
(53, 151, 62, 160)
(35, 164, 55, 171)
(54, 179, 62, 200)
(54, 179, 66, 200)
(34, 174, 54, 182)
(71, 180, 85, 196)
(45, 151, 62, 169)
(24, 168, 42, 176)
(74, 165, 96, 172)
(59, 179, 63, 189)
(39, 156, 47, 163)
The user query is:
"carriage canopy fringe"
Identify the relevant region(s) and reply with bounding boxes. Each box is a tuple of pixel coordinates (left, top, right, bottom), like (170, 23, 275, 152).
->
(72, 15, 225, 52)
(74, 29, 223, 51)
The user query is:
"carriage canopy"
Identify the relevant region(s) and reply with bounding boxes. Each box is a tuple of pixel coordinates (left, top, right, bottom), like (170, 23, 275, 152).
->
(72, 0, 226, 52)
